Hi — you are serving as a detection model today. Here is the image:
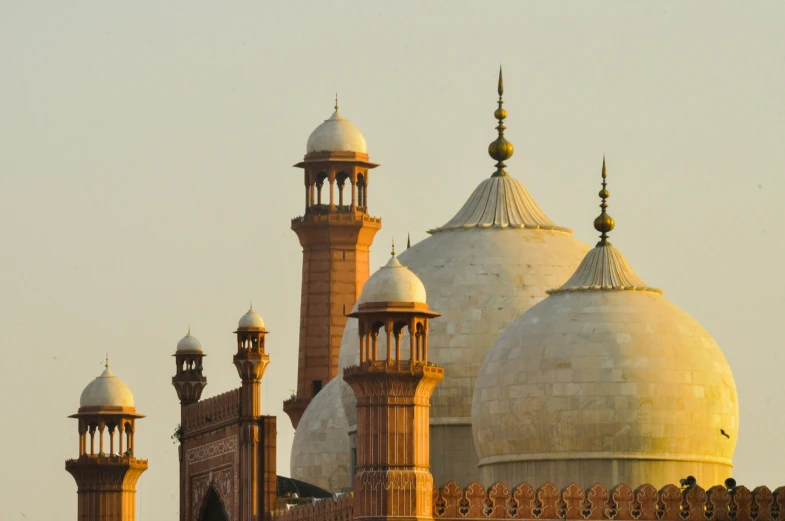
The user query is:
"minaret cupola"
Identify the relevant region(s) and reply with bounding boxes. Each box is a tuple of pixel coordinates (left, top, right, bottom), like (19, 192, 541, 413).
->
(66, 358, 148, 521)
(172, 328, 208, 406)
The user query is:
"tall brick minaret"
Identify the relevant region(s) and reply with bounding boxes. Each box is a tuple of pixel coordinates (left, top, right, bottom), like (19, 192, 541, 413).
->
(343, 248, 443, 521)
(66, 359, 148, 521)
(284, 99, 382, 428)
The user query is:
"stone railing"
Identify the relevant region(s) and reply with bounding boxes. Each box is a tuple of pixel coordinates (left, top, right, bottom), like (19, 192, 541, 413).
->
(182, 388, 240, 434)
(291, 212, 379, 226)
(275, 482, 785, 521)
(273, 493, 353, 521)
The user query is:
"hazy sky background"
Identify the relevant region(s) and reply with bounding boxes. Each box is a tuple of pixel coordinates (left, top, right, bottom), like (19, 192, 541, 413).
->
(1, 2, 784, 519)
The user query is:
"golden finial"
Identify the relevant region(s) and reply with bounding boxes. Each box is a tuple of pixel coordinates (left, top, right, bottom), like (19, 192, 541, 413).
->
(488, 66, 514, 177)
(391, 238, 396, 257)
(407, 233, 411, 249)
(105, 353, 109, 369)
(334, 93, 339, 111)
(593, 155, 615, 246)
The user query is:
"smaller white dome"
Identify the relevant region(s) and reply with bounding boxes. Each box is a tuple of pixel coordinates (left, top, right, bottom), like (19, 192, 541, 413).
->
(358, 255, 427, 305)
(306, 109, 368, 154)
(176, 329, 202, 352)
(238, 306, 265, 329)
(79, 366, 135, 408)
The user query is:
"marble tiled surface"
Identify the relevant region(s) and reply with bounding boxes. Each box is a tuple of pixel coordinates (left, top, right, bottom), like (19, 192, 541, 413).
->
(290, 377, 351, 492)
(472, 290, 738, 487)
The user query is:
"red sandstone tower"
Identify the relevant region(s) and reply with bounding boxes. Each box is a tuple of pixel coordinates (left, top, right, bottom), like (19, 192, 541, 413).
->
(66, 360, 148, 521)
(172, 308, 277, 521)
(343, 251, 443, 521)
(284, 101, 382, 428)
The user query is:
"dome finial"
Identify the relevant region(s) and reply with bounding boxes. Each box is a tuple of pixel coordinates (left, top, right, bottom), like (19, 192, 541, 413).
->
(488, 66, 514, 178)
(105, 353, 109, 370)
(593, 155, 615, 246)
(407, 233, 411, 249)
(334, 93, 339, 111)
(391, 238, 396, 257)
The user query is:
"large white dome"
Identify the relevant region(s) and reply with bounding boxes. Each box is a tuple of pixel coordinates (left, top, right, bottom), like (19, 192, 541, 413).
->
(472, 243, 739, 488)
(79, 366, 135, 408)
(337, 174, 590, 484)
(306, 108, 367, 154)
(290, 377, 351, 492)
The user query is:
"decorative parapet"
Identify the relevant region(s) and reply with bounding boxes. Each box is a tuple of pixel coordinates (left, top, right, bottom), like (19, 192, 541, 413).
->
(182, 388, 240, 435)
(273, 493, 353, 521)
(431, 481, 783, 521)
(291, 212, 381, 226)
(273, 482, 785, 521)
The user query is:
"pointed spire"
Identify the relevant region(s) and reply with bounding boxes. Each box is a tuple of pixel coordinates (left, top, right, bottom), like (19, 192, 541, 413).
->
(407, 233, 411, 249)
(105, 353, 109, 370)
(593, 156, 615, 246)
(334, 93, 339, 111)
(391, 238, 396, 257)
(488, 66, 514, 178)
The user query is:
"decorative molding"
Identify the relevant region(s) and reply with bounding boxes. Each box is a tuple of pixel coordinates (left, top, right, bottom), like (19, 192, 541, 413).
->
(186, 436, 238, 466)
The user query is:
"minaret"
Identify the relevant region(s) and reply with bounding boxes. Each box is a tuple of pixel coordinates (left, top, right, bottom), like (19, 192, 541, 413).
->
(171, 329, 207, 521)
(343, 245, 443, 521)
(285, 98, 382, 428)
(233, 306, 276, 521)
(66, 359, 148, 521)
(172, 328, 207, 406)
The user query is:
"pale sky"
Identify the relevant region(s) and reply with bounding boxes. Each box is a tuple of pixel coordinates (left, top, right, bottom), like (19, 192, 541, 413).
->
(1, 2, 784, 519)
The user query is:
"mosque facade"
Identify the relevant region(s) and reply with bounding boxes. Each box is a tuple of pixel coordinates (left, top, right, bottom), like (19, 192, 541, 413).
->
(66, 70, 758, 521)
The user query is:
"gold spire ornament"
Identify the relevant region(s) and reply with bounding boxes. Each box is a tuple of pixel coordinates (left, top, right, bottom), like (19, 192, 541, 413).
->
(593, 156, 615, 246)
(407, 233, 411, 249)
(488, 66, 514, 177)
(391, 238, 396, 257)
(334, 93, 339, 111)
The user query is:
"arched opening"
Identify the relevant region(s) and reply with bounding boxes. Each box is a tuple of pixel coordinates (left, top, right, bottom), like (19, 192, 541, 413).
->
(336, 171, 349, 209)
(198, 487, 229, 521)
(316, 172, 328, 206)
(356, 173, 367, 210)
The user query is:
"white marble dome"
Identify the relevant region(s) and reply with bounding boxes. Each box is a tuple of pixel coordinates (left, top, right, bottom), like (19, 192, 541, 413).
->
(472, 243, 739, 488)
(177, 329, 202, 352)
(79, 366, 135, 408)
(306, 108, 367, 154)
(336, 174, 590, 484)
(290, 377, 351, 492)
(357, 255, 427, 305)
(238, 306, 265, 330)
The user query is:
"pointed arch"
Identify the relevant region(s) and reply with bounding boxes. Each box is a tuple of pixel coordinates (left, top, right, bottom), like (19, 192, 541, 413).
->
(197, 486, 229, 521)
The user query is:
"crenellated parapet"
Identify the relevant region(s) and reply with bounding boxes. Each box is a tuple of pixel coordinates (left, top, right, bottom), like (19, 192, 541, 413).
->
(273, 493, 354, 521)
(273, 482, 785, 521)
(182, 388, 240, 435)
